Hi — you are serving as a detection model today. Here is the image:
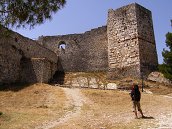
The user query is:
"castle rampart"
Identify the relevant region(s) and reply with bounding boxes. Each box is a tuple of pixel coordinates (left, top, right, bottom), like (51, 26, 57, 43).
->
(38, 26, 108, 72)
(0, 26, 58, 84)
(0, 3, 158, 85)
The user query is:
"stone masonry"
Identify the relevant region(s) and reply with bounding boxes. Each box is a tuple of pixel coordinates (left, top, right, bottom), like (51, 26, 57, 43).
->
(107, 3, 158, 79)
(38, 26, 108, 72)
(0, 26, 58, 84)
(0, 3, 158, 84)
(39, 3, 158, 80)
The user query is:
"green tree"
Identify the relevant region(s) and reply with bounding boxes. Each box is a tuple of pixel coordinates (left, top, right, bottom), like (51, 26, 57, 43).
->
(0, 0, 66, 28)
(159, 21, 172, 80)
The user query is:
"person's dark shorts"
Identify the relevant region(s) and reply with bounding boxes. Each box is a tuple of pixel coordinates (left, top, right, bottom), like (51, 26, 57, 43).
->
(132, 101, 141, 111)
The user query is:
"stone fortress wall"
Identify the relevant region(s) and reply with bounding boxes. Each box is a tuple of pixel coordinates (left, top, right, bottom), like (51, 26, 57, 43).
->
(39, 3, 158, 79)
(0, 26, 58, 84)
(0, 3, 158, 85)
(38, 26, 108, 72)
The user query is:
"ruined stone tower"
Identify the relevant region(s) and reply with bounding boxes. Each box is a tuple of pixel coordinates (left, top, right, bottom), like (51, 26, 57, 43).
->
(107, 3, 158, 79)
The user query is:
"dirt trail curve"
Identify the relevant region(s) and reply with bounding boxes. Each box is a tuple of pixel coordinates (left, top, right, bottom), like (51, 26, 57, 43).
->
(35, 87, 88, 129)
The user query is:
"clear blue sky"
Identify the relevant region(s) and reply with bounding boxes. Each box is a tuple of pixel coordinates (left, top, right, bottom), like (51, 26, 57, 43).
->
(13, 0, 172, 64)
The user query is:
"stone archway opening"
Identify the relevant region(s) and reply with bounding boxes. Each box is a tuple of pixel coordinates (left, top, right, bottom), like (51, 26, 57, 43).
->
(58, 41, 66, 50)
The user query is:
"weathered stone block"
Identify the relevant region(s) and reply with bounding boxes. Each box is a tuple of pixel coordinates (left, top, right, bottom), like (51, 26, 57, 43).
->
(107, 83, 118, 90)
(89, 78, 99, 89)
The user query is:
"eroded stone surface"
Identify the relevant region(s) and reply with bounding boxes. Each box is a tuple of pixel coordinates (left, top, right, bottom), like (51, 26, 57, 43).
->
(148, 72, 171, 85)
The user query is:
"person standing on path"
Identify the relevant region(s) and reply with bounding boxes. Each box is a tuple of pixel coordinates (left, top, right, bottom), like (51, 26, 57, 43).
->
(130, 84, 145, 119)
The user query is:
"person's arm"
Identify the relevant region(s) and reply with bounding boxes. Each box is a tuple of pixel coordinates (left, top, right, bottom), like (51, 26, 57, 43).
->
(130, 90, 134, 100)
(139, 91, 141, 101)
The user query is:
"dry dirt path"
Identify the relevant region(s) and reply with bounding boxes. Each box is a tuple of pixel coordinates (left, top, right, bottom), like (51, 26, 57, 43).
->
(35, 87, 88, 129)
(142, 94, 172, 129)
(34, 87, 172, 129)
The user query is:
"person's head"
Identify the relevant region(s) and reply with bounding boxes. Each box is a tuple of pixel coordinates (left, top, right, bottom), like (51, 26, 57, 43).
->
(134, 84, 139, 91)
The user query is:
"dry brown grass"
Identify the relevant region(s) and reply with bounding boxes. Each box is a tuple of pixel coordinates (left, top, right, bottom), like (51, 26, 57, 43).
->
(52, 89, 135, 129)
(1, 81, 172, 129)
(80, 89, 134, 128)
(54, 87, 172, 129)
(0, 83, 67, 129)
(144, 81, 172, 95)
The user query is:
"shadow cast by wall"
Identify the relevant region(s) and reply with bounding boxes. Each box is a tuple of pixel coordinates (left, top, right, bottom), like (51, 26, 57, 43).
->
(0, 57, 37, 91)
(50, 57, 65, 85)
(20, 57, 38, 84)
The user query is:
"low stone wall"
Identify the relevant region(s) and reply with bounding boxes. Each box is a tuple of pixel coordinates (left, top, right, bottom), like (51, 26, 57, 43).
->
(55, 72, 118, 90)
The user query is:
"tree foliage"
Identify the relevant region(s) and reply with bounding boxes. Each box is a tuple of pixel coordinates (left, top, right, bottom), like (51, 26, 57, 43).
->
(159, 22, 172, 80)
(0, 0, 66, 28)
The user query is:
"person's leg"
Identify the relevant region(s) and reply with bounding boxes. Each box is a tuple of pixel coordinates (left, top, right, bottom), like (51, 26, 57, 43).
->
(139, 110, 145, 117)
(133, 101, 138, 118)
(134, 111, 138, 119)
(137, 102, 145, 117)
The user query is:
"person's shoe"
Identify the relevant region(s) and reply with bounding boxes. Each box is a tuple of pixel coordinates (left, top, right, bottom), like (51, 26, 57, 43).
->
(141, 115, 146, 118)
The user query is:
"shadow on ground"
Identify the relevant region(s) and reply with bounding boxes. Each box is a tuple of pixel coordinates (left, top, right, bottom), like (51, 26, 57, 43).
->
(141, 116, 154, 119)
(0, 83, 33, 92)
